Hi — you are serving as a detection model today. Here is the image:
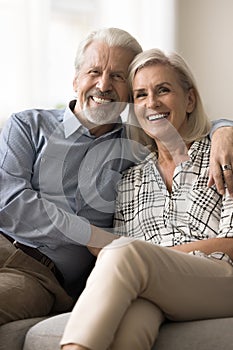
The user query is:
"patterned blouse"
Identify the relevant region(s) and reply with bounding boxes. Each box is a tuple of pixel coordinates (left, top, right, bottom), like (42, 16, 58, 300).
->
(114, 137, 233, 263)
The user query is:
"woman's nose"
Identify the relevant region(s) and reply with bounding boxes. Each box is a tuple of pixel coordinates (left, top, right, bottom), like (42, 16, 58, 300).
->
(146, 94, 161, 109)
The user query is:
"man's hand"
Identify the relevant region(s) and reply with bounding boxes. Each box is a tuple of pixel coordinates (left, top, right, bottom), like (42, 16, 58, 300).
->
(87, 225, 119, 257)
(87, 246, 103, 257)
(208, 126, 233, 197)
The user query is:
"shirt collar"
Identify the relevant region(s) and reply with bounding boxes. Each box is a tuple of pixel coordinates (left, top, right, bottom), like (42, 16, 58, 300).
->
(188, 136, 210, 160)
(63, 100, 124, 139)
(63, 100, 83, 138)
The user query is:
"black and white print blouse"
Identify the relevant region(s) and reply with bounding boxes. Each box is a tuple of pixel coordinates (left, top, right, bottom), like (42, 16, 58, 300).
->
(114, 136, 233, 264)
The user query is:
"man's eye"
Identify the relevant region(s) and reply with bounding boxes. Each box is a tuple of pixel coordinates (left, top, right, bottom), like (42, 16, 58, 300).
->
(89, 70, 100, 76)
(111, 73, 125, 82)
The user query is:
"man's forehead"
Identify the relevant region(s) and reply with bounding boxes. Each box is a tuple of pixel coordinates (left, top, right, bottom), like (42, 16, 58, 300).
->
(83, 42, 133, 71)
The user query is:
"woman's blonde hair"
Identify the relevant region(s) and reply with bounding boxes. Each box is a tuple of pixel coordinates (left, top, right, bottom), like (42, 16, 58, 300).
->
(127, 48, 211, 147)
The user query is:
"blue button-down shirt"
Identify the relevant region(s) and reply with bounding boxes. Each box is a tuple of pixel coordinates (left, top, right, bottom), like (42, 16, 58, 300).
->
(0, 100, 144, 296)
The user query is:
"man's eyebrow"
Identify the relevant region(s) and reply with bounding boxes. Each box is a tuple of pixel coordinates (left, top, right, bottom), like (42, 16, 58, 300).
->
(88, 65, 101, 70)
(111, 70, 126, 75)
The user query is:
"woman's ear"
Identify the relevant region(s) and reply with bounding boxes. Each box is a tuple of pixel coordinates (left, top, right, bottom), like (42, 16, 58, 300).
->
(186, 88, 196, 113)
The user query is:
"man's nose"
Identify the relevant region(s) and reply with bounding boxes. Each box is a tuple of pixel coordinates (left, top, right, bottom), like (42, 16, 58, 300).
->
(96, 73, 112, 92)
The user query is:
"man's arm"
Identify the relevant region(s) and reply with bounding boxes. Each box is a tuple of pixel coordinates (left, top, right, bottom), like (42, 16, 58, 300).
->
(0, 114, 91, 248)
(209, 119, 233, 197)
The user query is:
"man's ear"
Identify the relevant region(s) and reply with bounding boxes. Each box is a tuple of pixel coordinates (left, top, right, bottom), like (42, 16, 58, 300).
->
(187, 88, 196, 113)
(73, 75, 78, 92)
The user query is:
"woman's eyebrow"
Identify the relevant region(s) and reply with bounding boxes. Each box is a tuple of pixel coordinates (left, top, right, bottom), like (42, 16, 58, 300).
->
(133, 88, 146, 93)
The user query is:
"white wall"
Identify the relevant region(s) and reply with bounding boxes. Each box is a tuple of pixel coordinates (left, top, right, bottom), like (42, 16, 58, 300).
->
(96, 0, 177, 51)
(0, 0, 96, 127)
(83, 0, 233, 121)
(174, 0, 233, 120)
(1, 0, 233, 127)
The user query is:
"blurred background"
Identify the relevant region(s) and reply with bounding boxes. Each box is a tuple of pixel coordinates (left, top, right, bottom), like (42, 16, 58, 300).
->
(0, 0, 233, 127)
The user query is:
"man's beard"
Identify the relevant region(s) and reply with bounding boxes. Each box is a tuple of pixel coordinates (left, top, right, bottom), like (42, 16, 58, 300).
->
(82, 100, 127, 126)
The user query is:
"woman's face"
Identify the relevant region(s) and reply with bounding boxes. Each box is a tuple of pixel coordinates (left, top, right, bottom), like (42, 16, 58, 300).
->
(132, 63, 195, 141)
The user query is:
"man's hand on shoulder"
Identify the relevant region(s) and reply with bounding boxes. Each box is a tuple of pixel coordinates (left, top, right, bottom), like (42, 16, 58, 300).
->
(208, 126, 233, 197)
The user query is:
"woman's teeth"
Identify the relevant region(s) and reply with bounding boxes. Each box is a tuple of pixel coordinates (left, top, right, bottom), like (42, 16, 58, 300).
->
(92, 96, 112, 104)
(147, 113, 168, 121)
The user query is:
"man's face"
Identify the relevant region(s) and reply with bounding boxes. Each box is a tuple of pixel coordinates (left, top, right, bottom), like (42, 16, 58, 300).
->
(73, 41, 135, 129)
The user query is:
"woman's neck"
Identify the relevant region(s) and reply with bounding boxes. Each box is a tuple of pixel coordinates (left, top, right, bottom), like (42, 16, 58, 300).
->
(155, 138, 191, 193)
(155, 131, 191, 167)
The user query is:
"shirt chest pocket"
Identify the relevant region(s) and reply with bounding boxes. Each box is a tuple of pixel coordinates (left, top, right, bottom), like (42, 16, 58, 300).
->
(76, 168, 122, 213)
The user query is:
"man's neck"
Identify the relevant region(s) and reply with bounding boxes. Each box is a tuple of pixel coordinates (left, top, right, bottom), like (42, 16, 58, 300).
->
(89, 123, 116, 137)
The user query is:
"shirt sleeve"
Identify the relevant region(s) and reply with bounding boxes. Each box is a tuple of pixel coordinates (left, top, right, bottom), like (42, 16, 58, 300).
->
(113, 182, 126, 236)
(0, 114, 91, 248)
(210, 118, 233, 138)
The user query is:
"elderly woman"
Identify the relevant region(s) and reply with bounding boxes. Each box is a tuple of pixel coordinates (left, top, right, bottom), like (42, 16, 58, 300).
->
(61, 49, 233, 350)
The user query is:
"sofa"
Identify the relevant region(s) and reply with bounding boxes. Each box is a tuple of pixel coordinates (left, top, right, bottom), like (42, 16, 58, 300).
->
(1, 313, 233, 350)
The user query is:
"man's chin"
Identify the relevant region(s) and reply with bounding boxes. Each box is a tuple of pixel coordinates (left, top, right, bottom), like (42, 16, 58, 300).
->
(77, 100, 128, 129)
(85, 113, 119, 126)
(83, 104, 124, 125)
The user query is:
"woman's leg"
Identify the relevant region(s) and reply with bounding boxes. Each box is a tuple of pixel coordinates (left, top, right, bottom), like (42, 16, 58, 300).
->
(109, 298, 164, 350)
(62, 346, 87, 350)
(61, 237, 233, 350)
(62, 299, 164, 350)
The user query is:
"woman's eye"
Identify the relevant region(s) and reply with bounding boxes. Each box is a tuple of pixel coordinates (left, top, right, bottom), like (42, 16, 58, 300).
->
(134, 92, 147, 99)
(158, 86, 169, 94)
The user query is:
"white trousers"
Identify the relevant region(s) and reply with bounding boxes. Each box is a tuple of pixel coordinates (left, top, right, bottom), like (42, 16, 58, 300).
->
(61, 237, 233, 350)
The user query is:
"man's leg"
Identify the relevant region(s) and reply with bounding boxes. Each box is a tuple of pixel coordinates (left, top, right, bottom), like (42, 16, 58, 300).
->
(0, 235, 73, 325)
(0, 265, 54, 325)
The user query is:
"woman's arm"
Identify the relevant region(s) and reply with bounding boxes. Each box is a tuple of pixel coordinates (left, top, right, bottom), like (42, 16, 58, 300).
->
(170, 237, 233, 261)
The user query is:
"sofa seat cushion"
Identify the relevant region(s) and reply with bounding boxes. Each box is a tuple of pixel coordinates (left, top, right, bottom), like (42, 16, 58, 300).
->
(0, 317, 46, 350)
(23, 313, 69, 350)
(154, 317, 233, 349)
(23, 313, 233, 350)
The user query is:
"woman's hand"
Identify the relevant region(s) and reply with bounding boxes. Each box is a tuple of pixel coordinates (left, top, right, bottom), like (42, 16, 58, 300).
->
(208, 126, 233, 197)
